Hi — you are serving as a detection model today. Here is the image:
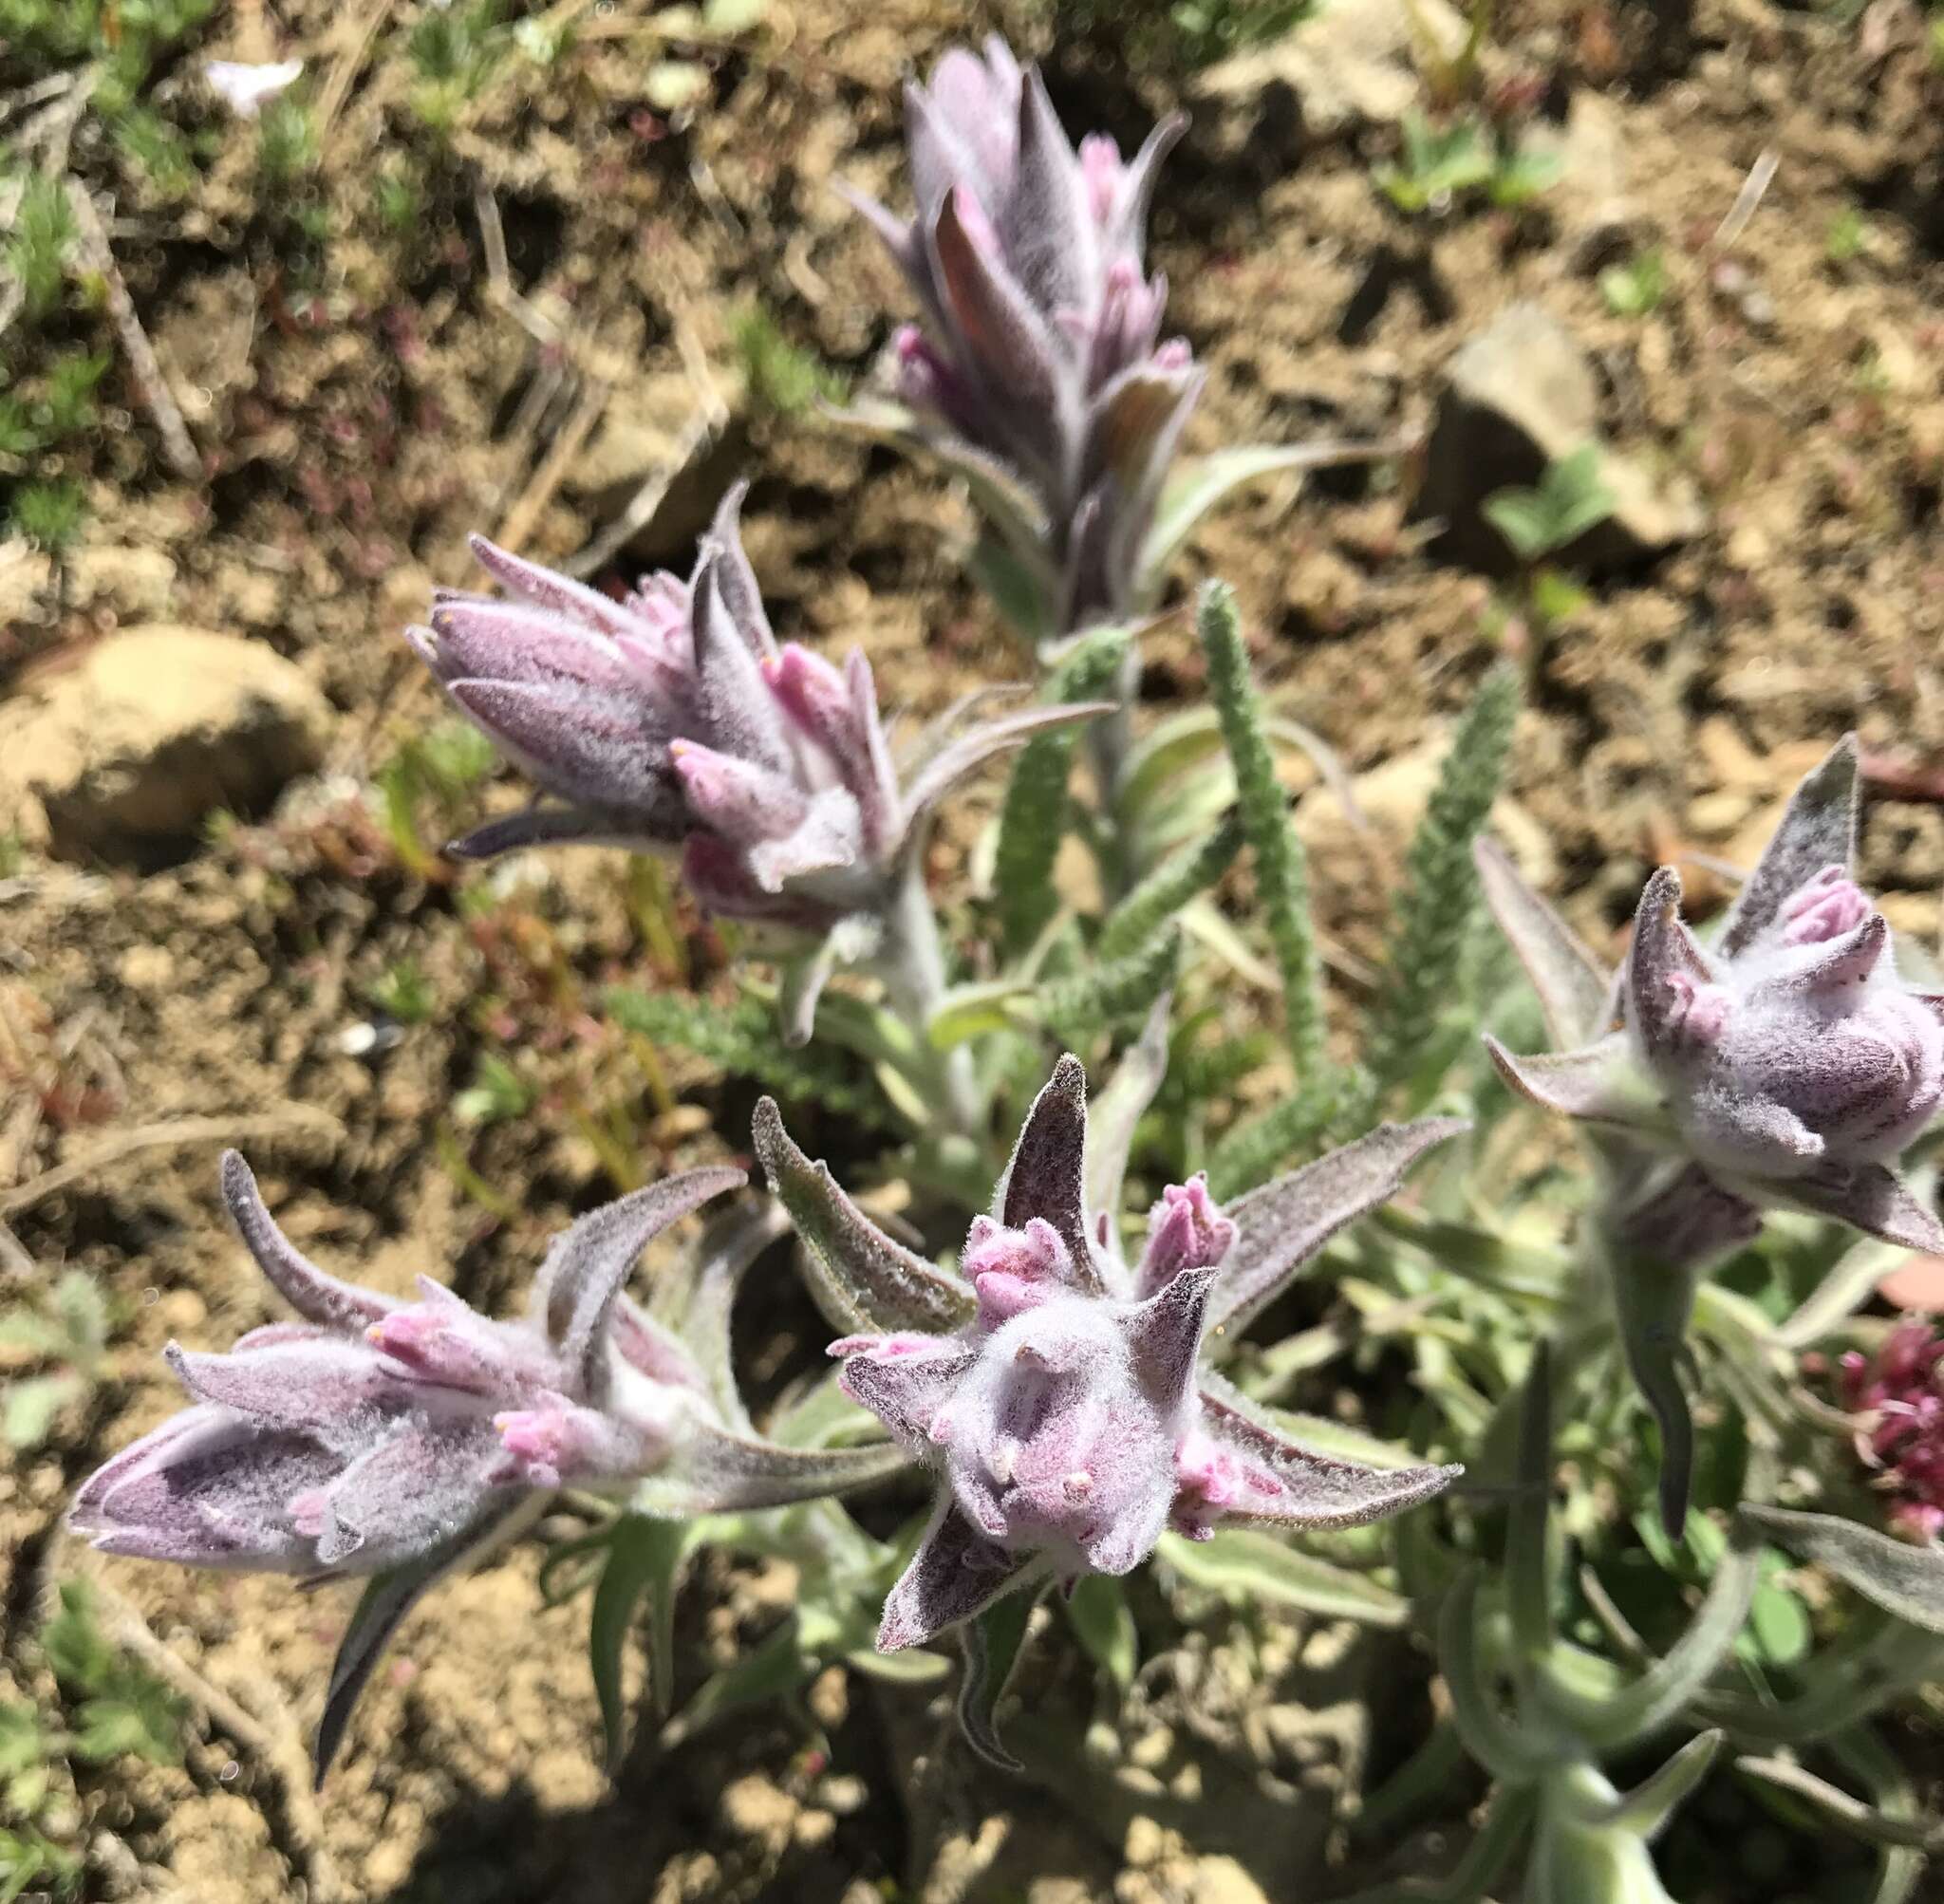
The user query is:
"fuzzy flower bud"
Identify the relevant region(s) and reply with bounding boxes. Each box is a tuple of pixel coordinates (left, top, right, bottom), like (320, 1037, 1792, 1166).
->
(406, 484, 1106, 1032)
(1484, 737, 1944, 1264)
(757, 1055, 1465, 1650)
(70, 1155, 744, 1577)
(71, 1162, 910, 1781)
(838, 39, 1201, 633)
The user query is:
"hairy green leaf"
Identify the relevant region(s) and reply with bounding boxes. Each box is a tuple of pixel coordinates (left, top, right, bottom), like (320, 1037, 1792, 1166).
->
(958, 1586, 1039, 1772)
(1037, 929, 1181, 1042)
(994, 625, 1131, 955)
(751, 1097, 975, 1335)
(1158, 1528, 1410, 1626)
(607, 986, 893, 1129)
(1360, 665, 1520, 1114)
(1063, 1575, 1138, 1689)
(1198, 582, 1328, 1084)
(1743, 1506, 1944, 1637)
(1097, 812, 1243, 963)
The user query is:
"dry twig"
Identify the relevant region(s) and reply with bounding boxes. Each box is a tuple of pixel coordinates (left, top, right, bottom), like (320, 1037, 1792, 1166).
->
(62, 180, 200, 481)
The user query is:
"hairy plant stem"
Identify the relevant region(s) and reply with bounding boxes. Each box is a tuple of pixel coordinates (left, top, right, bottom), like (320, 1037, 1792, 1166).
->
(877, 856, 983, 1144)
(1082, 634, 1143, 901)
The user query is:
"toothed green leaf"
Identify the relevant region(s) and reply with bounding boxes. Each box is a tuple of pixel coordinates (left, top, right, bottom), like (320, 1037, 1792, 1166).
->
(994, 625, 1131, 956)
(1199, 582, 1328, 1085)
(1358, 664, 1520, 1118)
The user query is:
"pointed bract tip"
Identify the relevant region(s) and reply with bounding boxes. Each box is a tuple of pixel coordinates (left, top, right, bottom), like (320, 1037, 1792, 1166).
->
(1636, 863, 1685, 919)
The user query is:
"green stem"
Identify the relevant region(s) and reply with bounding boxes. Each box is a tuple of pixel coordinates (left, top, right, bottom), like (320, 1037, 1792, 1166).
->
(1084, 633, 1142, 900)
(875, 857, 981, 1142)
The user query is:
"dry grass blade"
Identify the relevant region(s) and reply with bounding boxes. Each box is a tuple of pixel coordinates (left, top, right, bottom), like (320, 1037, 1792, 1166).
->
(2, 1107, 342, 1217)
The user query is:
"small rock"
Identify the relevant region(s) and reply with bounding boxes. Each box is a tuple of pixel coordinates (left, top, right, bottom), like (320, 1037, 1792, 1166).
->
(1194, 0, 1469, 163)
(564, 368, 751, 566)
(1124, 1817, 1168, 1869)
(719, 1772, 797, 1855)
(0, 626, 331, 865)
(1529, 92, 1635, 265)
(1190, 1857, 1274, 1904)
(1414, 301, 1703, 575)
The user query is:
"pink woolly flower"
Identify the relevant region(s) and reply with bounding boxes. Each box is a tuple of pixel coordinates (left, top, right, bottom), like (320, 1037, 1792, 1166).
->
(839, 39, 1198, 630)
(1842, 1320, 1944, 1542)
(406, 485, 1104, 1030)
(73, 1160, 912, 1782)
(70, 1155, 742, 1577)
(758, 1055, 1466, 1650)
(1484, 737, 1944, 1263)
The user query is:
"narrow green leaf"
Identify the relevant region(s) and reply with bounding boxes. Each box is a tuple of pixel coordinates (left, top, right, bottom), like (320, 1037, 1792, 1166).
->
(1332, 1784, 1537, 1904)
(663, 1617, 813, 1747)
(1157, 1528, 1410, 1627)
(958, 1585, 1040, 1772)
(1598, 1730, 1723, 1837)
(1736, 1745, 1944, 1856)
(1138, 441, 1394, 605)
(751, 1097, 975, 1335)
(312, 1513, 516, 1786)
(589, 1515, 690, 1769)
(1097, 812, 1244, 963)
(846, 1644, 952, 1684)
(1604, 1234, 1700, 1539)
(769, 1369, 882, 1449)
(1206, 1084, 1340, 1202)
(1063, 1575, 1137, 1689)
(1036, 929, 1180, 1040)
(1776, 1234, 1908, 1349)
(1507, 1341, 1554, 1663)
(1743, 1505, 1944, 1636)
(1083, 992, 1172, 1248)
(928, 980, 1034, 1051)
(967, 533, 1055, 643)
(1360, 664, 1520, 1115)
(1435, 1568, 1554, 1783)
(607, 987, 893, 1129)
(1544, 1500, 1763, 1751)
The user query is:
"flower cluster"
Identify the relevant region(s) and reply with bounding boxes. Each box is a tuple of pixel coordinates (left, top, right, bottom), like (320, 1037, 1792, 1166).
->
(757, 1054, 1464, 1649)
(70, 1153, 909, 1776)
(1483, 737, 1944, 1265)
(1842, 1320, 1944, 1542)
(841, 40, 1198, 637)
(408, 486, 1101, 1032)
(70, 1156, 766, 1576)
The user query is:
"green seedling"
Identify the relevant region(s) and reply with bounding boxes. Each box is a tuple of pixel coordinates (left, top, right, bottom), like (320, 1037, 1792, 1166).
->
(0, 1270, 111, 1450)
(1600, 248, 1668, 318)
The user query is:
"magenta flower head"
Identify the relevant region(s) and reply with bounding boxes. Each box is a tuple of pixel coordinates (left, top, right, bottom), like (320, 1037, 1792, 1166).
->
(72, 1153, 908, 1778)
(839, 40, 1201, 637)
(1841, 1320, 1944, 1542)
(1483, 737, 1944, 1261)
(755, 1053, 1464, 1650)
(407, 486, 1102, 1029)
